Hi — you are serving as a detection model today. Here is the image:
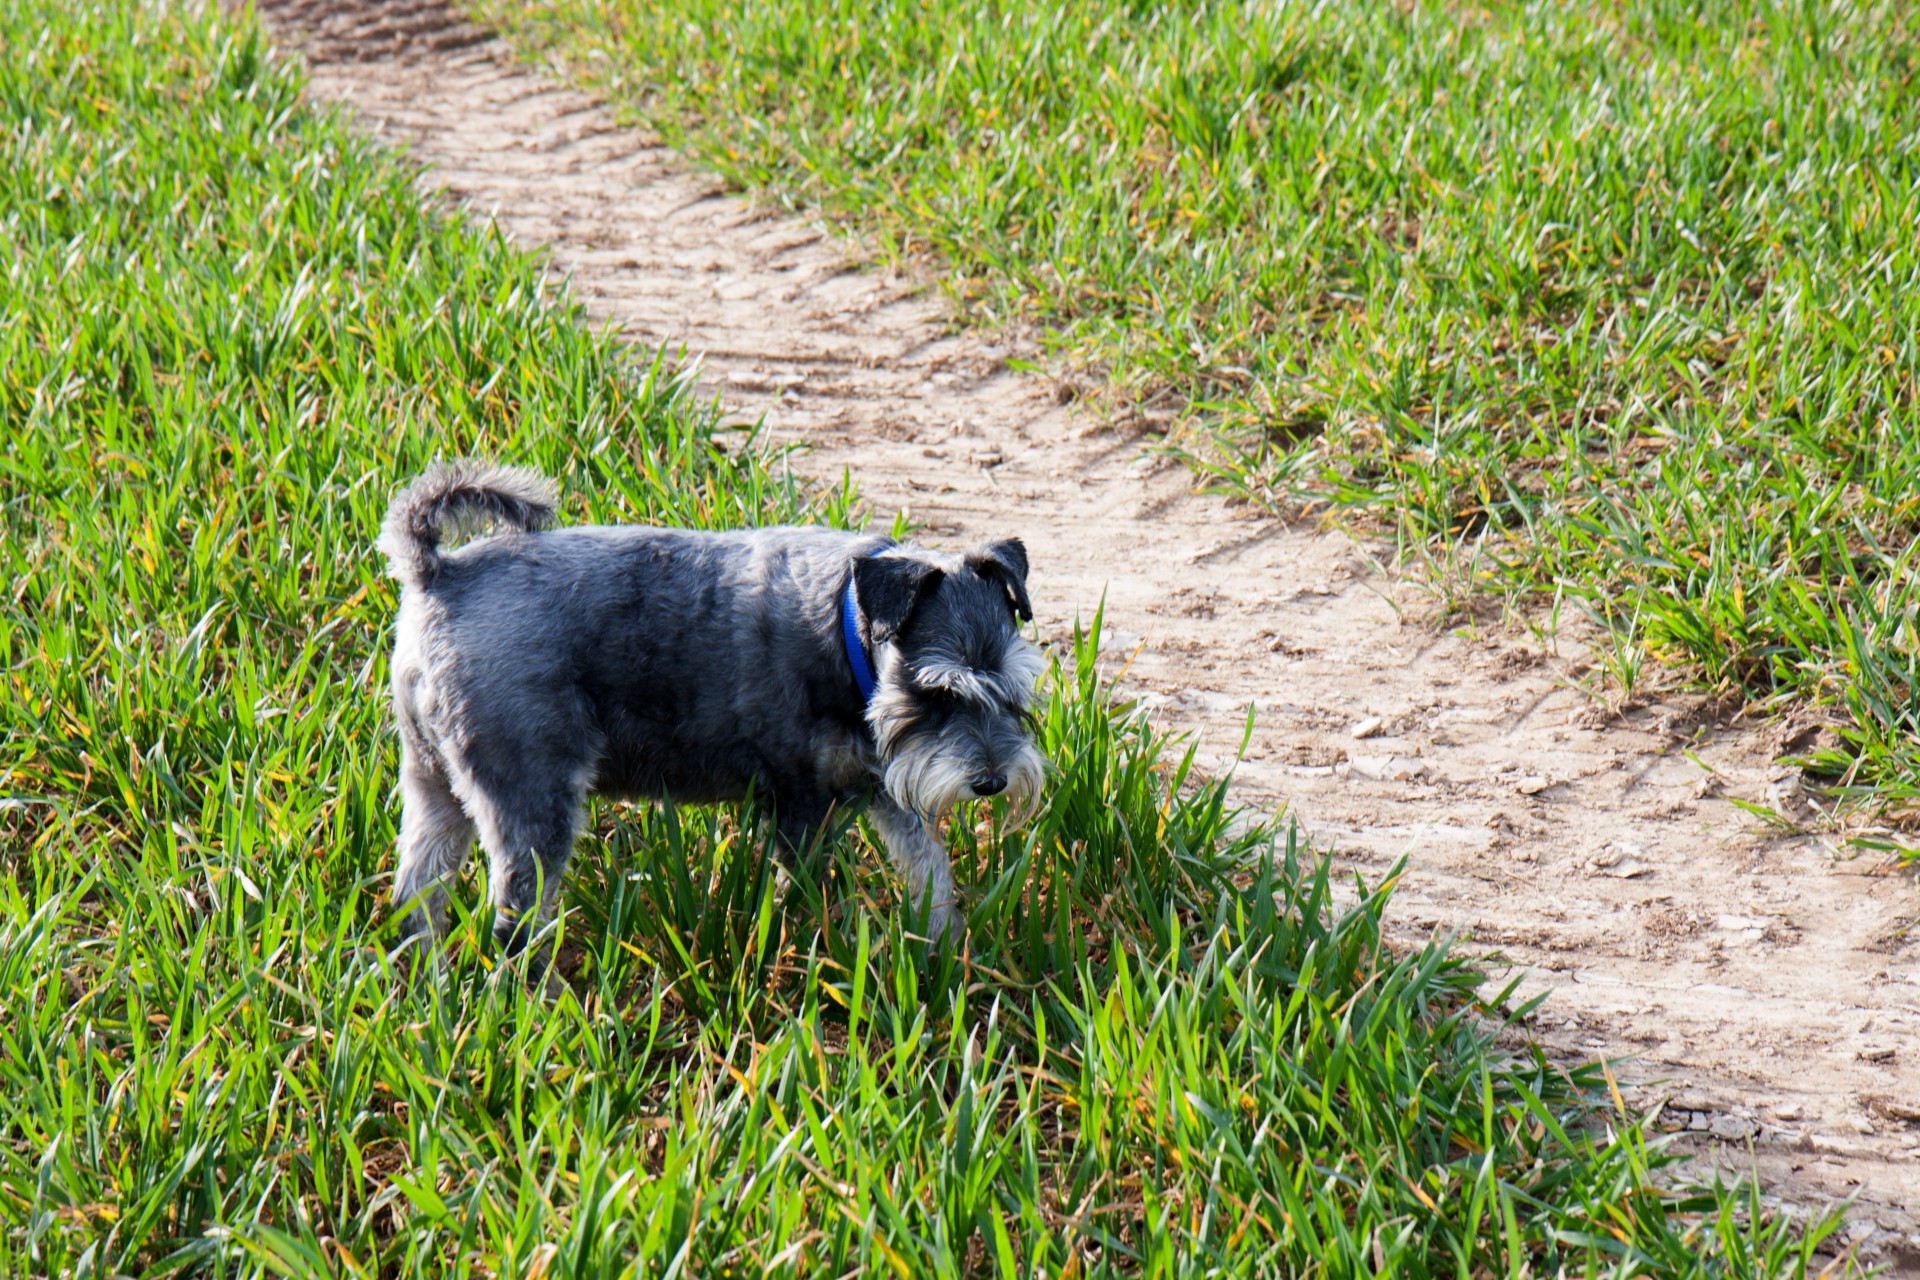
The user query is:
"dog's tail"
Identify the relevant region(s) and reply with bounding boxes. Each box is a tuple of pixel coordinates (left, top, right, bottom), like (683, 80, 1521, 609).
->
(379, 460, 558, 588)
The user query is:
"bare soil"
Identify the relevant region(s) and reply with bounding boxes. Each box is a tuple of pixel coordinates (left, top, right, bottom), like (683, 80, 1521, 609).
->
(257, 0, 1919, 1260)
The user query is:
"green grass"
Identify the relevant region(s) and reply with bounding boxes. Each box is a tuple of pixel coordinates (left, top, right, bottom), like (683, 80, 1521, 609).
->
(476, 0, 1920, 820)
(0, 1, 1866, 1274)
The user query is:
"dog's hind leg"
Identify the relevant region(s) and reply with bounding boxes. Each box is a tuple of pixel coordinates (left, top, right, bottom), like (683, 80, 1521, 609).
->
(870, 795, 962, 945)
(392, 750, 476, 972)
(468, 774, 587, 991)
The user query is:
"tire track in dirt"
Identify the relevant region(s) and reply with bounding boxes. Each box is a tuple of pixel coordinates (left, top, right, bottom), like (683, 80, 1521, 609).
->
(256, 0, 1920, 1256)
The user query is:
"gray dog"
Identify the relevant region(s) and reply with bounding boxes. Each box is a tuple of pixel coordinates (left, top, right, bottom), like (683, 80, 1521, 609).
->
(378, 461, 1046, 975)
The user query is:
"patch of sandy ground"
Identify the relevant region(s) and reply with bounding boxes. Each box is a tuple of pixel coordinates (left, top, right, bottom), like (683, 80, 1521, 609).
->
(255, 0, 1920, 1264)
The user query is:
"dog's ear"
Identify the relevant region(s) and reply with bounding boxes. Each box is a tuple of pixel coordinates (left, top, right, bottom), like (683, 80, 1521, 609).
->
(966, 538, 1032, 623)
(854, 554, 944, 644)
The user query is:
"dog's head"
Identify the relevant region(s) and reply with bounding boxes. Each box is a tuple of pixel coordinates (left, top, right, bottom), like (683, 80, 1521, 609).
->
(855, 539, 1047, 822)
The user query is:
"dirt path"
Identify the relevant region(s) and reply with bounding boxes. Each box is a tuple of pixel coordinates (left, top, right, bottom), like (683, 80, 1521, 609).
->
(257, 0, 1918, 1258)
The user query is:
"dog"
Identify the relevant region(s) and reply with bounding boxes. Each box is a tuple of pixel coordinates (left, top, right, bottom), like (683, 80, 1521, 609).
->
(378, 461, 1046, 977)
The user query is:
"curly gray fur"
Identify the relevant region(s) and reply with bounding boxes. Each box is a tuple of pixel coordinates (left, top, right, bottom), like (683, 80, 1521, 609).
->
(378, 460, 558, 587)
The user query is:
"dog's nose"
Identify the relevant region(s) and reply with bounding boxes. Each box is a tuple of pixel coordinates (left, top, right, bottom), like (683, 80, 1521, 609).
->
(972, 772, 1007, 797)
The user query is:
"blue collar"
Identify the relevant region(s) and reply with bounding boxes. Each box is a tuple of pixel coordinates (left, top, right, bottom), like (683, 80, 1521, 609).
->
(841, 577, 877, 703)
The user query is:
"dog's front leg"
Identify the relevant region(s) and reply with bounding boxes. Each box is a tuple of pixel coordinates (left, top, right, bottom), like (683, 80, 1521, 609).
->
(869, 796, 962, 944)
(771, 791, 832, 870)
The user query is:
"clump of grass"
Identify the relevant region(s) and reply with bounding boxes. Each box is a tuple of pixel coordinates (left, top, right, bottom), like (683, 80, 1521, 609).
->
(477, 0, 1920, 814)
(0, 1, 1863, 1274)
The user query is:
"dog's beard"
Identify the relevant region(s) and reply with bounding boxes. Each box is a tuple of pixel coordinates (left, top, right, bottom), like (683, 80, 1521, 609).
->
(882, 736, 1047, 823)
(997, 742, 1047, 823)
(882, 744, 975, 820)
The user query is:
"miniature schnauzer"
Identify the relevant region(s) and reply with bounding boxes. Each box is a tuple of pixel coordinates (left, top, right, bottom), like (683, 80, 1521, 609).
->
(378, 461, 1046, 974)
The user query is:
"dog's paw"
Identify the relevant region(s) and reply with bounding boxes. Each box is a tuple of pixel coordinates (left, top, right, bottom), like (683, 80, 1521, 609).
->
(927, 902, 966, 949)
(391, 935, 447, 992)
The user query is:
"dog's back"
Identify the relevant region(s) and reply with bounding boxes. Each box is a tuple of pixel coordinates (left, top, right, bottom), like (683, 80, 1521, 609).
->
(394, 521, 887, 805)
